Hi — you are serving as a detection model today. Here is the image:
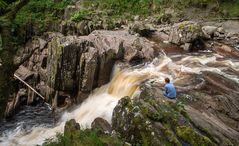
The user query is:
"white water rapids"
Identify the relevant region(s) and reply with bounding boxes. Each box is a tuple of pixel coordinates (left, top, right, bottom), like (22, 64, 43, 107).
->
(1, 53, 239, 146)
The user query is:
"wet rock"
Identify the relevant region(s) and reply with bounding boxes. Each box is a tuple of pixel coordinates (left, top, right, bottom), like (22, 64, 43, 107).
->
(91, 117, 112, 133)
(209, 42, 239, 57)
(4, 89, 27, 118)
(64, 119, 81, 137)
(4, 101, 15, 118)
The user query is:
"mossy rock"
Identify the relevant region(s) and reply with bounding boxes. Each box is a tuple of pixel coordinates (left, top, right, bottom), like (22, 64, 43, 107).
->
(176, 126, 215, 146)
(112, 95, 217, 146)
(43, 119, 123, 146)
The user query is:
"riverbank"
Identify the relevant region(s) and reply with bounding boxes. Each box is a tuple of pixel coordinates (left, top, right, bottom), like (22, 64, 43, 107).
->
(0, 0, 239, 146)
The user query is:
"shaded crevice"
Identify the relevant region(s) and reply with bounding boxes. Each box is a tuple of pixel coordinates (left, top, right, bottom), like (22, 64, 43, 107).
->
(93, 56, 100, 89)
(41, 57, 47, 69)
(72, 47, 81, 96)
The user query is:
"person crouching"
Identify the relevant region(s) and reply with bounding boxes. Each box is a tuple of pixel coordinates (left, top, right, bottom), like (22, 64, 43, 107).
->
(163, 78, 177, 99)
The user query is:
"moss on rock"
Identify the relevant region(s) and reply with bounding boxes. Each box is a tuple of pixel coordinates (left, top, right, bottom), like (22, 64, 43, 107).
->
(112, 95, 217, 146)
(43, 119, 123, 146)
(176, 126, 215, 146)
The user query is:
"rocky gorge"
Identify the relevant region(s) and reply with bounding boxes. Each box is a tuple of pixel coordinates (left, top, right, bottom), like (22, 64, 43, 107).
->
(0, 0, 239, 146)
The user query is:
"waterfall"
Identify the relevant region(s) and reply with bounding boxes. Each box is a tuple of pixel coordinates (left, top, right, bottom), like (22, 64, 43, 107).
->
(1, 54, 239, 146)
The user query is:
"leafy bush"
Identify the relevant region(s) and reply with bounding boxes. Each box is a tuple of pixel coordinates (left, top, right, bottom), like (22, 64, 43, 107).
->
(219, 0, 239, 17)
(0, 0, 7, 14)
(43, 129, 123, 146)
(71, 9, 90, 22)
(14, 0, 72, 26)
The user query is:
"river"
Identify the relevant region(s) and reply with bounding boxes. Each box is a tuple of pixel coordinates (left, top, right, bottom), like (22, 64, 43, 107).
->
(0, 50, 239, 146)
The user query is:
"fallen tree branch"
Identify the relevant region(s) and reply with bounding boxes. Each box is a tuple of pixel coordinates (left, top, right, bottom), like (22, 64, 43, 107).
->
(14, 74, 45, 100)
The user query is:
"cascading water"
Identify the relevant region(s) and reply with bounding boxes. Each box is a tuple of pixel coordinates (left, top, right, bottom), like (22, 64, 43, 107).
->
(1, 53, 239, 146)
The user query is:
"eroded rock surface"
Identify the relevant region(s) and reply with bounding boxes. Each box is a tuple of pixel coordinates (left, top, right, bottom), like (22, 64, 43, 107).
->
(8, 30, 154, 116)
(112, 95, 216, 146)
(111, 77, 239, 146)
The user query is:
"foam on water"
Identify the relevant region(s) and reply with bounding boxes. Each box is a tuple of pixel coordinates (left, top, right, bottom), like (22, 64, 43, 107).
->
(1, 54, 239, 146)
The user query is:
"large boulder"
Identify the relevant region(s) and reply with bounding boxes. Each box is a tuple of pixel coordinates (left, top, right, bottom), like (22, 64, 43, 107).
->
(64, 119, 81, 138)
(169, 21, 202, 45)
(91, 117, 112, 133)
(112, 96, 216, 146)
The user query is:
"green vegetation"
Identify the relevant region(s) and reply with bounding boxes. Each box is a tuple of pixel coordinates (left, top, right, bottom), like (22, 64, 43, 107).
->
(14, 0, 72, 32)
(82, 0, 159, 15)
(71, 0, 239, 25)
(176, 126, 214, 146)
(219, 1, 239, 17)
(71, 9, 90, 22)
(0, 0, 7, 14)
(112, 96, 217, 146)
(43, 119, 123, 146)
(0, 0, 73, 119)
(71, 0, 163, 23)
(43, 130, 123, 146)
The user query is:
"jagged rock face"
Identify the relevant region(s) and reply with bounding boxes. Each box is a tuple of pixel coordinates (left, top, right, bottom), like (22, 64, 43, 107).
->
(112, 96, 216, 146)
(185, 71, 239, 142)
(112, 77, 239, 146)
(14, 30, 154, 107)
(46, 30, 154, 101)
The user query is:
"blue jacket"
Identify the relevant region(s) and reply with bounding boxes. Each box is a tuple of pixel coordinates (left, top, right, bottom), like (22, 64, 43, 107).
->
(164, 83, 177, 99)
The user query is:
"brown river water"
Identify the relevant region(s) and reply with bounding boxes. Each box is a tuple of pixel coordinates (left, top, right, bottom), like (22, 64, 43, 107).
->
(0, 47, 239, 146)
